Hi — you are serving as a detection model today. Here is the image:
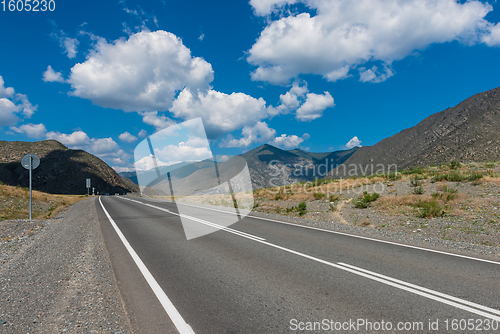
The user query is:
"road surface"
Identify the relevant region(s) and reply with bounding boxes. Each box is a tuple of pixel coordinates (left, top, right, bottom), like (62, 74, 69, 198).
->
(96, 195, 500, 333)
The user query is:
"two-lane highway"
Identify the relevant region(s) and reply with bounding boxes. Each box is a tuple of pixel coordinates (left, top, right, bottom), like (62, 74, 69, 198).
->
(96, 195, 500, 333)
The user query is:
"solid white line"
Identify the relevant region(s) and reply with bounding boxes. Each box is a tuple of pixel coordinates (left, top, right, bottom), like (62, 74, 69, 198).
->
(120, 197, 265, 241)
(338, 262, 500, 317)
(99, 197, 195, 334)
(119, 197, 500, 321)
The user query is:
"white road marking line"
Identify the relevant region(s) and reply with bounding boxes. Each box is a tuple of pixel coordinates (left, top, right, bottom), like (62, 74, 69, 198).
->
(135, 197, 500, 266)
(99, 197, 195, 334)
(121, 197, 265, 241)
(338, 262, 500, 317)
(119, 197, 500, 321)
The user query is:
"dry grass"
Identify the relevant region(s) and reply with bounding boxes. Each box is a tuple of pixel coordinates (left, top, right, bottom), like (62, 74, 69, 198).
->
(0, 184, 86, 220)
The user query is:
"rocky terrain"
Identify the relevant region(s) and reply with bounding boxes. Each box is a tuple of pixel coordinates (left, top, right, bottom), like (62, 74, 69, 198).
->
(253, 161, 500, 254)
(0, 140, 136, 195)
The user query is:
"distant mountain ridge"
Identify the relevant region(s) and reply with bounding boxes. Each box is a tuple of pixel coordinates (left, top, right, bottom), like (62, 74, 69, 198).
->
(0, 140, 136, 195)
(330, 86, 500, 177)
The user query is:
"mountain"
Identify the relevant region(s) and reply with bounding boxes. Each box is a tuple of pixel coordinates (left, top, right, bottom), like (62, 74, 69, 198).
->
(239, 144, 358, 188)
(330, 86, 500, 177)
(0, 140, 136, 195)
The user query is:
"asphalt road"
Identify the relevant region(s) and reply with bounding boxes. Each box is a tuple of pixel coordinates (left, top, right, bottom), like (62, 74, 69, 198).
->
(96, 195, 500, 333)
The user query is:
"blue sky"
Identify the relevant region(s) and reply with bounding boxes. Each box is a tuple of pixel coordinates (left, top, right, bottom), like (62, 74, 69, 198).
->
(1, 0, 500, 172)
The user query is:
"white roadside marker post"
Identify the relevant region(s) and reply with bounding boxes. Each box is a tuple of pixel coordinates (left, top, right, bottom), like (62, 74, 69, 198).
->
(21, 153, 40, 221)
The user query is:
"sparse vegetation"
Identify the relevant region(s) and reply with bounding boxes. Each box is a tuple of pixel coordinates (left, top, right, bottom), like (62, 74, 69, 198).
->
(354, 191, 380, 209)
(415, 200, 444, 218)
(0, 184, 86, 220)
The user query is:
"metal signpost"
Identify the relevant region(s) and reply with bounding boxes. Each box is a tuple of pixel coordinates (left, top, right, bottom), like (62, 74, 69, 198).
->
(21, 153, 40, 221)
(86, 178, 91, 195)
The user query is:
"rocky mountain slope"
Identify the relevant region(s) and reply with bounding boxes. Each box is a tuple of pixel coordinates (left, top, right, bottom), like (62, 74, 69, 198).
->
(330, 86, 500, 177)
(0, 140, 136, 195)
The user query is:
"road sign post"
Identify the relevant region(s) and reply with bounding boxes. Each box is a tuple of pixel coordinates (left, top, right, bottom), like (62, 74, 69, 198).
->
(86, 178, 91, 195)
(21, 153, 40, 221)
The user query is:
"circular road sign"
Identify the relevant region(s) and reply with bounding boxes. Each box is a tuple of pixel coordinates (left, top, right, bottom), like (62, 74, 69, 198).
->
(21, 153, 40, 170)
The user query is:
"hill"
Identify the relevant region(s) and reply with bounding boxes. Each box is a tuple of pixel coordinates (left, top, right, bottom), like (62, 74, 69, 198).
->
(0, 140, 135, 195)
(330, 86, 500, 177)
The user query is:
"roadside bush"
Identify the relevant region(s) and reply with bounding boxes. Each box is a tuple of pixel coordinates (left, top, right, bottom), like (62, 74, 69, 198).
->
(467, 172, 483, 181)
(412, 186, 424, 195)
(410, 175, 422, 187)
(415, 200, 444, 218)
(354, 191, 380, 209)
(313, 192, 326, 200)
(445, 172, 467, 182)
(329, 194, 341, 202)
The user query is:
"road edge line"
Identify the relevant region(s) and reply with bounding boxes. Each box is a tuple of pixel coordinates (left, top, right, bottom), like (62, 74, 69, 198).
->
(98, 197, 195, 334)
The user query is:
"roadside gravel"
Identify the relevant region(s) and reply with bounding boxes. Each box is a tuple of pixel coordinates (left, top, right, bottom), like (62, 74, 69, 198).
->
(0, 198, 131, 333)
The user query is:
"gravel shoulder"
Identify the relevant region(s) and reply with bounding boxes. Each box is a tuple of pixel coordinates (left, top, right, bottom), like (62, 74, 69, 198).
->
(0, 198, 131, 333)
(253, 178, 500, 260)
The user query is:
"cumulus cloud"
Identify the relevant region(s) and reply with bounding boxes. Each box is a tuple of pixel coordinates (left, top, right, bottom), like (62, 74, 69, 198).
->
(10, 123, 47, 138)
(46, 130, 132, 165)
(43, 66, 65, 83)
(154, 138, 213, 164)
(346, 136, 362, 149)
(295, 91, 334, 121)
(138, 129, 148, 138)
(271, 134, 305, 149)
(0, 98, 20, 126)
(68, 30, 214, 112)
(119, 131, 138, 143)
(140, 111, 176, 130)
(267, 81, 309, 117)
(248, 0, 495, 84)
(0, 76, 14, 98)
(0, 76, 37, 126)
(170, 88, 268, 139)
(219, 121, 276, 148)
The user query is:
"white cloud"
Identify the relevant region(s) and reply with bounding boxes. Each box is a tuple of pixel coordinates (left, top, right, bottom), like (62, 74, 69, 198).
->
(482, 22, 500, 46)
(119, 131, 138, 143)
(0, 98, 20, 126)
(170, 88, 268, 139)
(138, 129, 148, 138)
(271, 134, 304, 149)
(46, 130, 90, 147)
(46, 130, 132, 165)
(68, 30, 214, 112)
(219, 121, 276, 148)
(359, 65, 394, 83)
(346, 136, 362, 149)
(0, 76, 37, 126)
(154, 140, 213, 163)
(248, 0, 495, 84)
(63, 37, 79, 58)
(296, 91, 334, 121)
(112, 166, 135, 173)
(10, 123, 47, 138)
(141, 111, 176, 130)
(43, 66, 65, 83)
(268, 81, 309, 116)
(134, 154, 178, 171)
(0, 76, 14, 98)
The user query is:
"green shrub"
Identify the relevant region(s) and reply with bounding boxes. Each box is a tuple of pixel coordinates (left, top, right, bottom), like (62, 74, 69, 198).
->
(410, 175, 422, 187)
(445, 172, 467, 182)
(415, 200, 444, 218)
(467, 172, 483, 181)
(329, 194, 341, 202)
(313, 192, 326, 199)
(298, 201, 307, 210)
(353, 191, 380, 209)
(299, 210, 307, 216)
(484, 161, 496, 168)
(412, 186, 424, 194)
(449, 161, 461, 170)
(387, 172, 401, 181)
